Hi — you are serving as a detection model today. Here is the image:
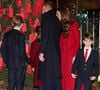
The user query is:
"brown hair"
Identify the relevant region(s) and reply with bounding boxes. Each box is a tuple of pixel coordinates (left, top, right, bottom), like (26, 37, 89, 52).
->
(83, 33, 93, 41)
(57, 7, 71, 37)
(43, 1, 54, 9)
(57, 7, 71, 22)
(12, 15, 23, 26)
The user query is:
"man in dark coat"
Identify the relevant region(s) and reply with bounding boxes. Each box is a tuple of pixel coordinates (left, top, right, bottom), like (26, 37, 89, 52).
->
(39, 1, 62, 90)
(0, 15, 30, 90)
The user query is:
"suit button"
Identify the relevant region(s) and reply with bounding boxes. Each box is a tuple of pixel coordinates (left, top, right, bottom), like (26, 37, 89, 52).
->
(85, 64, 87, 66)
(84, 68, 86, 70)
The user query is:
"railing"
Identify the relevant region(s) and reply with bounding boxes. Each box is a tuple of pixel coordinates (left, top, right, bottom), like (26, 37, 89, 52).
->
(98, 11, 100, 81)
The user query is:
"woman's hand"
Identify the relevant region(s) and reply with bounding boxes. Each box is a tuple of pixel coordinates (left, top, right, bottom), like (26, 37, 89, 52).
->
(71, 73, 77, 79)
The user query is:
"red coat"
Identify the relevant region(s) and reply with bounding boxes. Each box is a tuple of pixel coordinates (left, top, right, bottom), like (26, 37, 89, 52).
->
(60, 21, 80, 90)
(30, 41, 42, 87)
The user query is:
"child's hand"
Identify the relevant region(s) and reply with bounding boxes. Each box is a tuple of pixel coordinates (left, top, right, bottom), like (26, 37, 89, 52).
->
(90, 76, 96, 80)
(26, 64, 32, 75)
(32, 68, 35, 72)
(0, 58, 5, 72)
(71, 73, 77, 79)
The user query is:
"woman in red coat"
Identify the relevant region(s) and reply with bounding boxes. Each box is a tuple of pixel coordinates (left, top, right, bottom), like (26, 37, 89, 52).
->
(30, 26, 42, 88)
(56, 7, 80, 90)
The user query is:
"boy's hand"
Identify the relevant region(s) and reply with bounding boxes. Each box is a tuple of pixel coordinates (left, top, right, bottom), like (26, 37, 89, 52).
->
(71, 73, 77, 79)
(0, 59, 5, 72)
(90, 76, 96, 80)
(32, 68, 35, 72)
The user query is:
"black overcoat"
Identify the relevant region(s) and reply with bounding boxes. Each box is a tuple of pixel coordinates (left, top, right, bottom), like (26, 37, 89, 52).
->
(38, 10, 62, 79)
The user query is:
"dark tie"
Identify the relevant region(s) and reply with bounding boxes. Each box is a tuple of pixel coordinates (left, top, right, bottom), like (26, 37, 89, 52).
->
(84, 49, 88, 62)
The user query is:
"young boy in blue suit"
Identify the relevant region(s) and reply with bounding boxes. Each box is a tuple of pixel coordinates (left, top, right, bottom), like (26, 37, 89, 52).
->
(71, 33, 99, 90)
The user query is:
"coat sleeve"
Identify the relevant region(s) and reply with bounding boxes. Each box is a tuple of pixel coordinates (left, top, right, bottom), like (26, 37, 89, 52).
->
(92, 51, 99, 77)
(30, 42, 36, 67)
(0, 34, 8, 65)
(19, 35, 30, 64)
(72, 21, 80, 57)
(71, 49, 80, 74)
(40, 15, 49, 54)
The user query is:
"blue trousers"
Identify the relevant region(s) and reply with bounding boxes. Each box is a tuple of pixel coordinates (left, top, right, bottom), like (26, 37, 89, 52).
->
(7, 67, 26, 90)
(75, 77, 92, 90)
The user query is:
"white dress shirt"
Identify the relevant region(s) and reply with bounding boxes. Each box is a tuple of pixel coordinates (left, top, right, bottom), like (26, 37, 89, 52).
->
(84, 47, 92, 62)
(14, 26, 21, 31)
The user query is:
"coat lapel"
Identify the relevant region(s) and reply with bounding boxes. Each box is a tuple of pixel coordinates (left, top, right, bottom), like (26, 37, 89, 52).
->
(82, 49, 85, 63)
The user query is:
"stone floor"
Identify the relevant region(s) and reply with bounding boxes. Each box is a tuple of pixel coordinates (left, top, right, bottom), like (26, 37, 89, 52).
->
(0, 80, 37, 90)
(0, 70, 100, 90)
(0, 80, 100, 90)
(0, 69, 38, 90)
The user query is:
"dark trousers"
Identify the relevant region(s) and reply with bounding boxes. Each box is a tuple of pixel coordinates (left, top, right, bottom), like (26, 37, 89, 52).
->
(7, 67, 26, 90)
(75, 77, 92, 90)
(40, 79, 61, 90)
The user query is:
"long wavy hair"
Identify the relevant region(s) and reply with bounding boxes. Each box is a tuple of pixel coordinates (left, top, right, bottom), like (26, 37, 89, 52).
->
(57, 7, 71, 37)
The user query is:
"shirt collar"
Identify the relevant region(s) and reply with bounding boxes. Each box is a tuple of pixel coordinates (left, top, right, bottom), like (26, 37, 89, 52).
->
(84, 47, 92, 51)
(14, 26, 20, 31)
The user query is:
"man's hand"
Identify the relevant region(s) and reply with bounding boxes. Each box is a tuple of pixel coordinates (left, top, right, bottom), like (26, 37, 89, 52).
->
(71, 73, 77, 79)
(39, 53, 45, 62)
(90, 76, 96, 80)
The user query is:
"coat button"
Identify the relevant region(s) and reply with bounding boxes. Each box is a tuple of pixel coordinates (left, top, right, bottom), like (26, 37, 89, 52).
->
(85, 64, 87, 66)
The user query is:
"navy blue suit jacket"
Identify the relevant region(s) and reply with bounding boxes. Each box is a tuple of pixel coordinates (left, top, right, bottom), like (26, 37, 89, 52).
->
(71, 48, 99, 78)
(0, 29, 29, 68)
